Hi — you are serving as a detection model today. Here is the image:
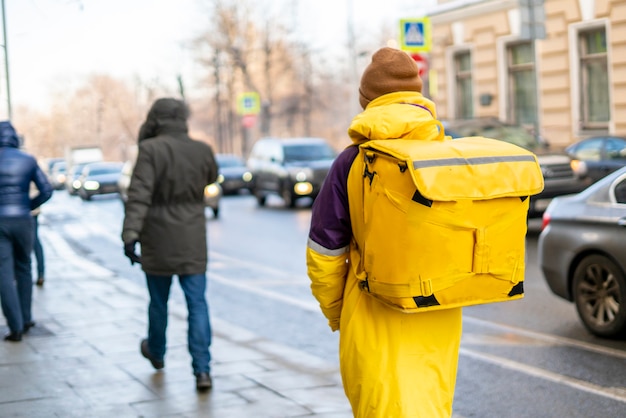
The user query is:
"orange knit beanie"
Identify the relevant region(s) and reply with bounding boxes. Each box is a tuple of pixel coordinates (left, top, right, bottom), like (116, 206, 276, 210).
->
(358, 47, 423, 109)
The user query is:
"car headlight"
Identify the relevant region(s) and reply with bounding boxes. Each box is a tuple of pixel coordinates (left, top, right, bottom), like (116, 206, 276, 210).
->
(294, 182, 313, 195)
(242, 171, 253, 182)
(289, 167, 313, 182)
(72, 180, 82, 189)
(217, 174, 225, 183)
(570, 159, 587, 177)
(204, 183, 220, 198)
(83, 180, 100, 190)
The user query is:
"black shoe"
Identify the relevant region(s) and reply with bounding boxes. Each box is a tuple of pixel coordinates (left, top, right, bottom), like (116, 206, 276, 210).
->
(195, 372, 212, 391)
(4, 332, 22, 342)
(35, 277, 44, 286)
(23, 321, 35, 333)
(140, 339, 164, 370)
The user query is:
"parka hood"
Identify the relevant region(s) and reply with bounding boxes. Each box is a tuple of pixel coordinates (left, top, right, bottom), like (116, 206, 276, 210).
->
(138, 98, 189, 141)
(0, 120, 20, 148)
(348, 92, 441, 145)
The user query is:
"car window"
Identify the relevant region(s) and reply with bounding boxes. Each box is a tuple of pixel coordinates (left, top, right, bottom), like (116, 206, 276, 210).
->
(487, 126, 537, 150)
(89, 167, 121, 176)
(569, 138, 603, 161)
(605, 138, 626, 160)
(74, 164, 87, 175)
(217, 156, 244, 167)
(443, 123, 538, 150)
(283, 144, 335, 162)
(52, 162, 66, 173)
(614, 178, 626, 204)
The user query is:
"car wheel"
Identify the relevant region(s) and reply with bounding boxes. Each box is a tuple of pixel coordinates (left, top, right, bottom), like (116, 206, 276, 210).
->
(212, 206, 219, 218)
(255, 191, 266, 207)
(572, 254, 626, 338)
(281, 186, 296, 208)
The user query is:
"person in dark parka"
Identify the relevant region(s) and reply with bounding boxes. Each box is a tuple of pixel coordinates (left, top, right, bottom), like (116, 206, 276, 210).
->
(121, 98, 218, 391)
(0, 121, 53, 342)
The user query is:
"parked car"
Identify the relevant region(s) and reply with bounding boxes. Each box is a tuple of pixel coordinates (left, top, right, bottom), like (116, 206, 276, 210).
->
(117, 157, 222, 218)
(65, 163, 89, 195)
(443, 118, 590, 217)
(44, 157, 65, 176)
(216, 153, 253, 195)
(49, 161, 67, 190)
(565, 135, 626, 184)
(538, 166, 626, 338)
(247, 137, 337, 208)
(77, 161, 124, 201)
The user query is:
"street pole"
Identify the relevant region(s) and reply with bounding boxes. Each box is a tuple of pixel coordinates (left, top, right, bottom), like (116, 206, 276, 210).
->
(347, 0, 359, 119)
(529, 0, 539, 143)
(1, 0, 11, 120)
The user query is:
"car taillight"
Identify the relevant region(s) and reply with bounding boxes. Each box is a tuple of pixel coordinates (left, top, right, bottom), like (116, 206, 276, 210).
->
(541, 211, 551, 231)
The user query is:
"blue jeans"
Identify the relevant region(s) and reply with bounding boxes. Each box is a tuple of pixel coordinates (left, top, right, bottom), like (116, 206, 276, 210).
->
(145, 273, 212, 375)
(32, 215, 44, 277)
(0, 217, 34, 334)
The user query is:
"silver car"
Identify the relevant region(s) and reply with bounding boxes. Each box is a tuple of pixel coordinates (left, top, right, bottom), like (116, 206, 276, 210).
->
(538, 166, 626, 338)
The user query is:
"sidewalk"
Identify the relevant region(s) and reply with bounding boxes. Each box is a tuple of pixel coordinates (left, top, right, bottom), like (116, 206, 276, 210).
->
(0, 227, 351, 418)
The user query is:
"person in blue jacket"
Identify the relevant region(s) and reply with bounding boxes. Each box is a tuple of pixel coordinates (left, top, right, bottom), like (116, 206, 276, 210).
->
(0, 121, 53, 342)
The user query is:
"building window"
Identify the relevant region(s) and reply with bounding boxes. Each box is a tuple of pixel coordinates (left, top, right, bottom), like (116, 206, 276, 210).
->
(506, 42, 537, 126)
(454, 51, 473, 119)
(579, 27, 609, 130)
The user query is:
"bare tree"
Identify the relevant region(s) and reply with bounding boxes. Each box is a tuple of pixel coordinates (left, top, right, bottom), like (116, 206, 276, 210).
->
(14, 75, 155, 162)
(193, 0, 346, 154)
(14, 0, 356, 161)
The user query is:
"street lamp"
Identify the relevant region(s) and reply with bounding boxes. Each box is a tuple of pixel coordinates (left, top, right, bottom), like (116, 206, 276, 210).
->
(1, 0, 11, 120)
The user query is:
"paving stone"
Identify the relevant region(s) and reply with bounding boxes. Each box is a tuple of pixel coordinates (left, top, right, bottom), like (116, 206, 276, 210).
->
(0, 228, 349, 417)
(247, 368, 337, 392)
(283, 385, 352, 414)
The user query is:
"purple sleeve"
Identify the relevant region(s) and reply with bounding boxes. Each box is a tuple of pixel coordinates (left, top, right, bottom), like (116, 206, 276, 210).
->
(308, 145, 359, 251)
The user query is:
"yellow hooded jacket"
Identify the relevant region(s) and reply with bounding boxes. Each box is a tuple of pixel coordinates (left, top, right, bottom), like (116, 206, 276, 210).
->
(307, 92, 462, 417)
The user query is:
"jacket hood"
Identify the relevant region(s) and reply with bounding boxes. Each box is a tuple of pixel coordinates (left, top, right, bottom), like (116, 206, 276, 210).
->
(138, 98, 189, 141)
(0, 120, 19, 148)
(348, 92, 441, 145)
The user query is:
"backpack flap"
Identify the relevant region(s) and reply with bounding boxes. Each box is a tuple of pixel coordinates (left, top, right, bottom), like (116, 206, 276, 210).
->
(364, 136, 544, 201)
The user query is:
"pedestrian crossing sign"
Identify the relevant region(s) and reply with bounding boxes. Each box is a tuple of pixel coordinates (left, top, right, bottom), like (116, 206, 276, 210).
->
(399, 18, 431, 52)
(237, 92, 261, 115)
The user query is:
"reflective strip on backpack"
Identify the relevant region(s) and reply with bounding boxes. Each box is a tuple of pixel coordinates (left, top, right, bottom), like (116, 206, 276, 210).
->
(412, 154, 537, 169)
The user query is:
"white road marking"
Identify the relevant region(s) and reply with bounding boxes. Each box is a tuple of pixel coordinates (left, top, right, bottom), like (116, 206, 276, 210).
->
(40, 228, 114, 278)
(463, 316, 626, 360)
(208, 271, 320, 312)
(41, 224, 626, 404)
(460, 347, 626, 403)
(210, 250, 306, 281)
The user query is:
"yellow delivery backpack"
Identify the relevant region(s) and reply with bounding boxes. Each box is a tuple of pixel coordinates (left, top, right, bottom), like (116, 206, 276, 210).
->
(353, 134, 544, 313)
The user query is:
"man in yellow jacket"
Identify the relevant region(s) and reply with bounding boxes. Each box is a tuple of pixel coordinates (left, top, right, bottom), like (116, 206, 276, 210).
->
(306, 47, 462, 417)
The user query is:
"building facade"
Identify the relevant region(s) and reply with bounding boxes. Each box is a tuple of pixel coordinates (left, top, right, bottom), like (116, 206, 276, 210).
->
(427, 0, 626, 146)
